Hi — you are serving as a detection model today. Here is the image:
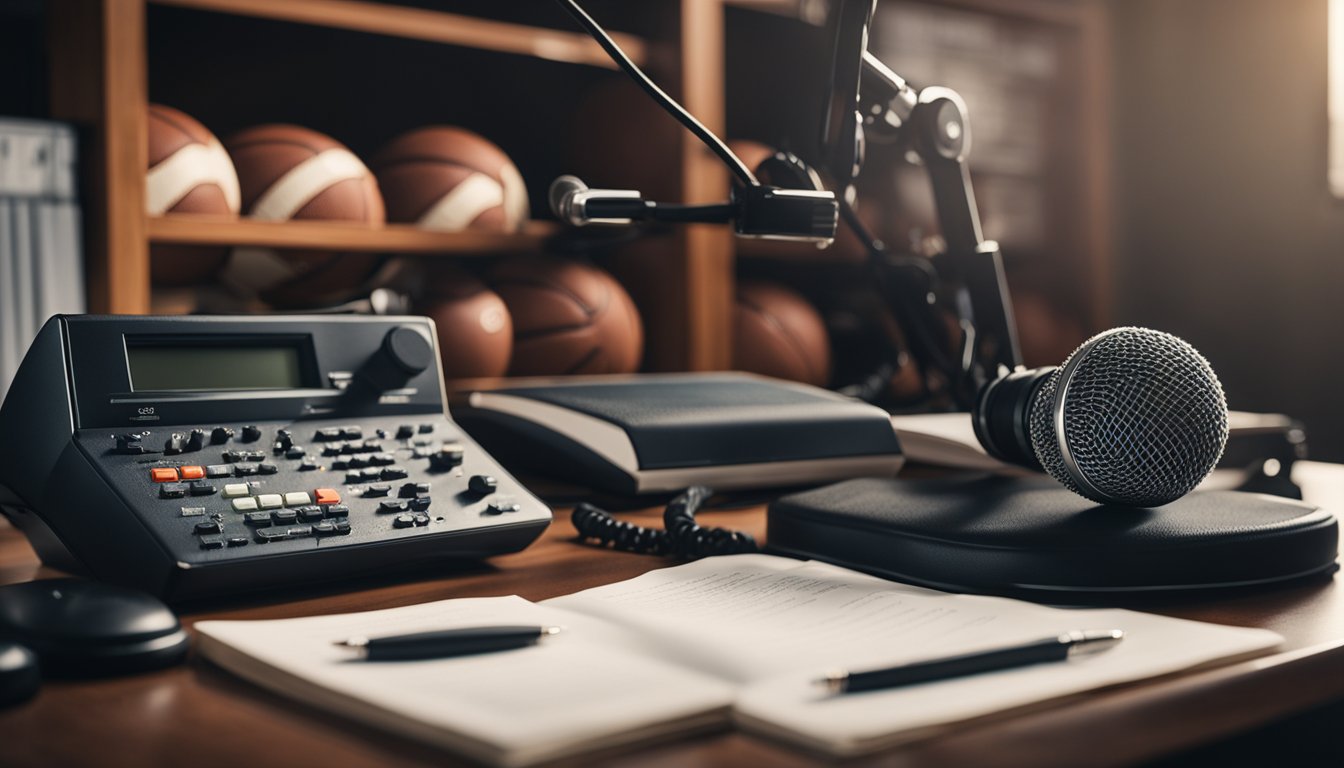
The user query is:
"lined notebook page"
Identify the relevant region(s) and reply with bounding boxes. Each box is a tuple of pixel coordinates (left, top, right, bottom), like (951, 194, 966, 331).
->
(547, 556, 1282, 755)
(195, 596, 734, 768)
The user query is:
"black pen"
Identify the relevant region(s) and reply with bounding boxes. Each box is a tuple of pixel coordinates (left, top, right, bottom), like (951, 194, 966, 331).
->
(334, 625, 563, 661)
(819, 629, 1125, 694)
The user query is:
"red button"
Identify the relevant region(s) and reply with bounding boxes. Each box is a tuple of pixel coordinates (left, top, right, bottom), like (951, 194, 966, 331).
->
(179, 466, 204, 480)
(150, 468, 179, 483)
(314, 488, 341, 505)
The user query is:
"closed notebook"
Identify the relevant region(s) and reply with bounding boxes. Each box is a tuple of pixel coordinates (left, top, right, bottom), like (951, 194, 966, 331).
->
(195, 555, 1281, 766)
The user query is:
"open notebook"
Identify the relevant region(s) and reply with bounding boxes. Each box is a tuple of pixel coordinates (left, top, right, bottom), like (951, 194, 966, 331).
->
(196, 555, 1281, 766)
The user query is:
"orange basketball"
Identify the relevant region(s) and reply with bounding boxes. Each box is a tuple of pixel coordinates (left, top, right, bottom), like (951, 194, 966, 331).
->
(490, 258, 643, 376)
(146, 104, 240, 285)
(733, 280, 832, 387)
(419, 266, 514, 380)
(372, 126, 528, 233)
(222, 124, 385, 307)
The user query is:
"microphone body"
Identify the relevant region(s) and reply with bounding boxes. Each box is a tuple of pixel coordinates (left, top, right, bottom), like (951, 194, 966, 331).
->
(973, 327, 1229, 507)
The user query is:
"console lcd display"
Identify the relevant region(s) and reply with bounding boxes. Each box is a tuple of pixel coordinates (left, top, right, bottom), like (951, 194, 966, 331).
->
(127, 343, 306, 391)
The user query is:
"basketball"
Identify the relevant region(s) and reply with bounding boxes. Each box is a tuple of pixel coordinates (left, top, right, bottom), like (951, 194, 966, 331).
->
(372, 126, 528, 233)
(733, 280, 832, 387)
(222, 124, 385, 307)
(490, 258, 643, 376)
(419, 265, 514, 380)
(146, 104, 240, 285)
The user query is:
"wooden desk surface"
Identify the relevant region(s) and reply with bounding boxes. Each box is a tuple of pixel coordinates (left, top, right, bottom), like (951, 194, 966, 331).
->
(3, 464, 1344, 768)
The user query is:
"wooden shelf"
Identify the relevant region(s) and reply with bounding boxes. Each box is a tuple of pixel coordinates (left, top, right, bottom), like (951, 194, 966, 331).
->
(149, 0, 648, 69)
(147, 215, 557, 254)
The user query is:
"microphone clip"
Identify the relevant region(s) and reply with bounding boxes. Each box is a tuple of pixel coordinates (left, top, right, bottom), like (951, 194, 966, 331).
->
(550, 175, 837, 244)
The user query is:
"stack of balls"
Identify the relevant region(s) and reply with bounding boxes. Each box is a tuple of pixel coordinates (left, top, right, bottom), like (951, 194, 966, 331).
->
(145, 106, 644, 379)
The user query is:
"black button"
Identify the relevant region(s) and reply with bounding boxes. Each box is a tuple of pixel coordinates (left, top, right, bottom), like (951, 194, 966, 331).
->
(241, 425, 262, 442)
(205, 465, 232, 479)
(408, 497, 431, 512)
(315, 428, 344, 441)
(297, 507, 324, 523)
(380, 466, 409, 480)
(363, 484, 391, 498)
(186, 429, 206, 452)
(222, 450, 242, 463)
(199, 535, 225, 550)
(274, 429, 294, 451)
(360, 468, 381, 481)
(271, 510, 298, 525)
(285, 447, 306, 459)
(396, 424, 415, 439)
(189, 482, 217, 496)
(243, 451, 266, 462)
(345, 472, 364, 484)
(399, 482, 424, 498)
(286, 526, 312, 538)
(360, 441, 383, 453)
(325, 505, 349, 519)
(322, 445, 343, 457)
(244, 512, 272, 527)
(194, 520, 223, 535)
(255, 529, 288, 543)
(393, 514, 415, 529)
(486, 499, 522, 515)
(468, 475, 497, 496)
(418, 423, 435, 434)
(369, 453, 395, 466)
(159, 483, 187, 499)
(299, 459, 318, 471)
(258, 463, 278, 475)
(347, 457, 369, 469)
(340, 442, 360, 455)
(233, 465, 258, 477)
(412, 513, 430, 526)
(211, 427, 234, 444)
(341, 426, 363, 440)
(313, 521, 337, 536)
(333, 520, 351, 534)
(379, 500, 407, 513)
(226, 536, 249, 547)
(115, 434, 145, 455)
(429, 445, 465, 470)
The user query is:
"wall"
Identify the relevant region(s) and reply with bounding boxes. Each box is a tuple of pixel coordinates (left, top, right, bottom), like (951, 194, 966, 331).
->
(1111, 0, 1344, 459)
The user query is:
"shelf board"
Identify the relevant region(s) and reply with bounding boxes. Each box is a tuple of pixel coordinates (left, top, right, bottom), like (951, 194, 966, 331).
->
(149, 0, 646, 69)
(147, 215, 556, 254)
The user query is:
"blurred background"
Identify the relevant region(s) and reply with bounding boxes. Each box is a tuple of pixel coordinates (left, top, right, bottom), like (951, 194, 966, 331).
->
(1, 0, 1342, 457)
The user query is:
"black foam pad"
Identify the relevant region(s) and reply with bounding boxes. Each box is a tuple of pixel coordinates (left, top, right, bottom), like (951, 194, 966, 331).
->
(767, 475, 1338, 596)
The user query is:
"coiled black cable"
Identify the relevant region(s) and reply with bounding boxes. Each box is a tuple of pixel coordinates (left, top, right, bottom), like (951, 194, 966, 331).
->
(572, 486, 759, 559)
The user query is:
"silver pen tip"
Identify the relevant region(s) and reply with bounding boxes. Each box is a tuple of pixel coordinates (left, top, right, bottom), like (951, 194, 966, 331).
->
(334, 636, 369, 649)
(541, 626, 563, 636)
(814, 669, 847, 694)
(1065, 629, 1125, 658)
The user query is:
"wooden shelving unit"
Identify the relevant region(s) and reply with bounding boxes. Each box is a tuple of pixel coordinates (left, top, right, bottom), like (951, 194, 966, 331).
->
(50, 0, 735, 372)
(147, 215, 557, 254)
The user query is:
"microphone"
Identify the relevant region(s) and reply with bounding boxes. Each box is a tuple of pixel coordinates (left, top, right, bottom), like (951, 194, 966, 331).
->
(972, 327, 1229, 507)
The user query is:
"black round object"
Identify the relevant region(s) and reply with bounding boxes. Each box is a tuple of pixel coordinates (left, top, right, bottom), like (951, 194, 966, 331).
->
(383, 326, 433, 375)
(1028, 327, 1228, 507)
(0, 642, 39, 707)
(0, 579, 189, 677)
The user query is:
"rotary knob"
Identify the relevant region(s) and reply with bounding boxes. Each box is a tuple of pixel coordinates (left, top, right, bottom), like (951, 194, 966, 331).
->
(351, 326, 435, 395)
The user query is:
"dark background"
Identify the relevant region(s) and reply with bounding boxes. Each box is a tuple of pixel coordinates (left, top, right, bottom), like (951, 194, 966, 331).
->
(3, 0, 1342, 459)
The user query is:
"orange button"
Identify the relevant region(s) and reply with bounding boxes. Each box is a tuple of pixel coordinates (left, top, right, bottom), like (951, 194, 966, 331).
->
(179, 466, 204, 480)
(150, 468, 179, 483)
(314, 488, 341, 505)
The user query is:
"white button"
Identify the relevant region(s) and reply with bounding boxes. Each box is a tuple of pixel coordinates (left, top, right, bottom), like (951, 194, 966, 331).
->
(257, 494, 284, 509)
(232, 497, 258, 511)
(284, 491, 312, 507)
(223, 483, 249, 498)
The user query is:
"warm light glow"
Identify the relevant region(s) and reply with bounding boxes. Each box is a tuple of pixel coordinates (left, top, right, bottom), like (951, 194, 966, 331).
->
(1330, 0, 1344, 195)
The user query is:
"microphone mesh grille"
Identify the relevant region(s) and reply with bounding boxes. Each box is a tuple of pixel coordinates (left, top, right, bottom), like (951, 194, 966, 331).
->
(1028, 327, 1229, 507)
